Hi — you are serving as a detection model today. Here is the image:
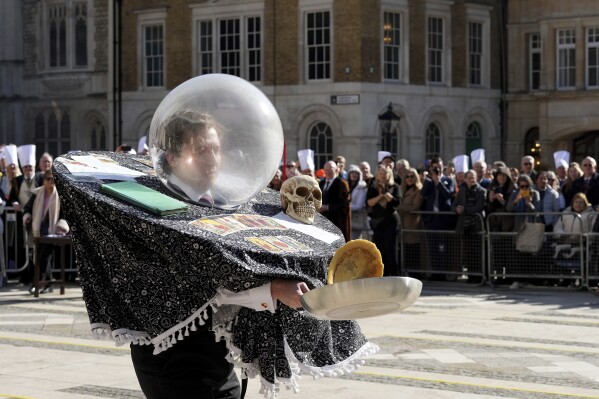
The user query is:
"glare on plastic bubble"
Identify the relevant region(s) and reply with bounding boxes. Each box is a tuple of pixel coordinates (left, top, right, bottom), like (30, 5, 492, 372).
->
(148, 74, 284, 210)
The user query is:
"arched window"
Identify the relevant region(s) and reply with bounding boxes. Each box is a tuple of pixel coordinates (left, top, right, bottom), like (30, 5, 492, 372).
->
(465, 121, 482, 156)
(91, 119, 107, 150)
(573, 131, 599, 163)
(524, 127, 540, 166)
(425, 122, 441, 160)
(309, 122, 333, 170)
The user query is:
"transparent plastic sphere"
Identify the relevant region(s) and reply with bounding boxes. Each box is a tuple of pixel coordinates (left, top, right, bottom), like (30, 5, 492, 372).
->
(148, 74, 284, 210)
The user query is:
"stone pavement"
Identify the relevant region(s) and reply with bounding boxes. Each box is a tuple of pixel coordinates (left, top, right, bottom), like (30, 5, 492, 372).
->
(1, 280, 599, 399)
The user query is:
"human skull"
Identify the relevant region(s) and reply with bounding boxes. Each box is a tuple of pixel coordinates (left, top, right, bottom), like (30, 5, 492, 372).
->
(280, 176, 322, 224)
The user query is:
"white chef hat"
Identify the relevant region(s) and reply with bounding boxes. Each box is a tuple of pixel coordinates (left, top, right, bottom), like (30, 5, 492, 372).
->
(453, 155, 469, 173)
(3, 144, 18, 166)
(297, 149, 315, 172)
(18, 144, 36, 168)
(470, 148, 485, 163)
(377, 151, 393, 163)
(553, 151, 570, 169)
(137, 136, 148, 154)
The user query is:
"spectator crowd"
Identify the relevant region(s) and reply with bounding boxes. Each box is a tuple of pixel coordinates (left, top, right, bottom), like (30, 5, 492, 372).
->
(272, 148, 599, 288)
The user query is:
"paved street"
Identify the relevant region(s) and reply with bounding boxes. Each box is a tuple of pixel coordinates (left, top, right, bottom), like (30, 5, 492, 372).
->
(1, 280, 599, 399)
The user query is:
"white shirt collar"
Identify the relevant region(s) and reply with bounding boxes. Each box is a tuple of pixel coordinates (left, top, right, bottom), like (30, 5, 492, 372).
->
(169, 174, 210, 202)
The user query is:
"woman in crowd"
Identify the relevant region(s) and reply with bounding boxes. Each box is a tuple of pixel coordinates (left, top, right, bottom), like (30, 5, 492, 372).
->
(509, 167, 520, 184)
(366, 165, 401, 276)
(23, 170, 69, 293)
(486, 165, 516, 232)
(347, 164, 368, 239)
(506, 174, 540, 230)
(505, 174, 541, 289)
(545, 170, 566, 210)
(452, 170, 487, 280)
(561, 162, 583, 207)
(397, 167, 424, 273)
(267, 169, 283, 191)
(554, 193, 598, 238)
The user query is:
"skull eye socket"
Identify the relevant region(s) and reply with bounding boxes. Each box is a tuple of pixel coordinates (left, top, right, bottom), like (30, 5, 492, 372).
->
(296, 186, 310, 197)
(312, 188, 322, 200)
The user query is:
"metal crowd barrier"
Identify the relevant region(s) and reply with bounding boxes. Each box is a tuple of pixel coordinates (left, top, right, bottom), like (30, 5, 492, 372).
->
(486, 212, 585, 288)
(586, 232, 599, 286)
(400, 211, 486, 282)
(2, 206, 76, 283)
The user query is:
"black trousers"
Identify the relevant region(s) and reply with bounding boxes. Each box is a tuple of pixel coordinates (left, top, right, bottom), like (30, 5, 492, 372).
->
(131, 325, 240, 399)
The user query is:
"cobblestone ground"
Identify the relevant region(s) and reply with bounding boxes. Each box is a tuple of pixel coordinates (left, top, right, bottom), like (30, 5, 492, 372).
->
(1, 280, 599, 399)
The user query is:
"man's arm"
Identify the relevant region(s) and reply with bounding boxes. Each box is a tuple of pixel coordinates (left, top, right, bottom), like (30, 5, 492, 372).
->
(215, 279, 309, 313)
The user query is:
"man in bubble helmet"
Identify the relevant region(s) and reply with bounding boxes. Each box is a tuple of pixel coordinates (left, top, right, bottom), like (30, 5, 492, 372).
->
(56, 74, 378, 399)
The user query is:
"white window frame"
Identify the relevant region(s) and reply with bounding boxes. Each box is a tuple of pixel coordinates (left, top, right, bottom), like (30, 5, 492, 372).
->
(425, 0, 454, 86)
(465, 4, 491, 88)
(191, 2, 263, 83)
(586, 27, 599, 89)
(556, 28, 576, 90)
(529, 32, 541, 91)
(42, 0, 93, 71)
(299, 0, 333, 83)
(381, 0, 409, 83)
(136, 8, 167, 90)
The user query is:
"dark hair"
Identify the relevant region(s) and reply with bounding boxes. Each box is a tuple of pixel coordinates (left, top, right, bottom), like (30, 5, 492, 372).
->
(159, 110, 222, 175)
(430, 156, 443, 166)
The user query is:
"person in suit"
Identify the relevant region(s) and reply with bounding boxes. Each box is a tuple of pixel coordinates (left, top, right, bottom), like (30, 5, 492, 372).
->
(318, 160, 351, 242)
(572, 156, 599, 208)
(146, 108, 309, 399)
(420, 157, 456, 278)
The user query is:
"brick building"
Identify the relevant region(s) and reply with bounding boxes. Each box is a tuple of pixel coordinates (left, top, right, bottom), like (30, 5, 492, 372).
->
(3, 0, 507, 169)
(116, 0, 503, 169)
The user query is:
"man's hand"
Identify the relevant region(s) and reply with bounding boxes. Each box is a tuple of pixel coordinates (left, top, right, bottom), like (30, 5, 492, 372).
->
(271, 279, 310, 309)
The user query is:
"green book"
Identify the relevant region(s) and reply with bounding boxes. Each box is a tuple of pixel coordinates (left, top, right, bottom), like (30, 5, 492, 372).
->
(100, 181, 188, 216)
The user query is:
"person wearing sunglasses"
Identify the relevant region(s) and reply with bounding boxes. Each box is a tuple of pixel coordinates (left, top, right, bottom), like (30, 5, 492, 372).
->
(506, 174, 540, 229)
(397, 168, 424, 274)
(572, 156, 599, 209)
(520, 155, 538, 182)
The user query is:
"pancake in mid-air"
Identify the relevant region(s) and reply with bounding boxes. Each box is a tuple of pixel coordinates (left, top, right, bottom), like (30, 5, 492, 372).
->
(326, 239, 384, 284)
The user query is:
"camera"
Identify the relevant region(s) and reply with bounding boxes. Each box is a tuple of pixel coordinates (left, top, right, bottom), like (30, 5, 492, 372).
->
(432, 167, 440, 175)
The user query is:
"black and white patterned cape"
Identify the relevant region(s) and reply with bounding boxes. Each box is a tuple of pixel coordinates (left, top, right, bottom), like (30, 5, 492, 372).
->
(54, 152, 378, 397)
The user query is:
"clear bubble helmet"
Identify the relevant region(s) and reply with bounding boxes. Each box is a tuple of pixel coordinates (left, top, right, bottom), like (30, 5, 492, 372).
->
(149, 74, 284, 210)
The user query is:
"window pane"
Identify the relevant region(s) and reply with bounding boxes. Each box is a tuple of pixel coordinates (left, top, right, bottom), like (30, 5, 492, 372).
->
(383, 11, 401, 80)
(428, 17, 443, 83)
(306, 11, 330, 80)
(143, 25, 164, 87)
(75, 3, 88, 66)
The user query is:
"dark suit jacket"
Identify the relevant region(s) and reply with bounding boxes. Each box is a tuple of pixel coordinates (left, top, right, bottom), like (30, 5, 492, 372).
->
(420, 175, 455, 229)
(320, 177, 351, 242)
(572, 172, 599, 207)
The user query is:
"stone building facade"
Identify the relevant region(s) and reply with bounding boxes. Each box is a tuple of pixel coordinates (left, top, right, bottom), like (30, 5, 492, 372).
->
(0, 0, 109, 160)
(117, 0, 503, 169)
(506, 0, 599, 168)
(3, 0, 506, 169)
